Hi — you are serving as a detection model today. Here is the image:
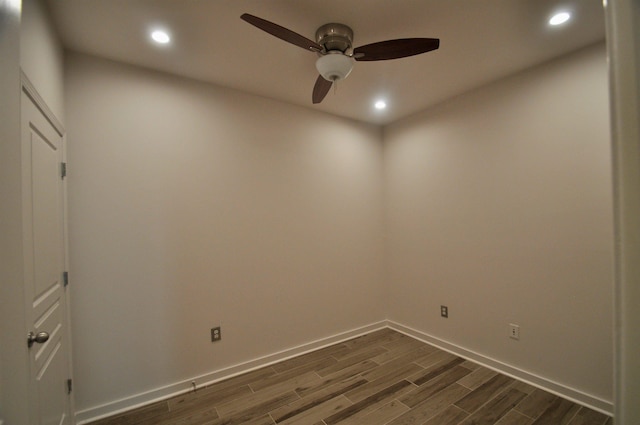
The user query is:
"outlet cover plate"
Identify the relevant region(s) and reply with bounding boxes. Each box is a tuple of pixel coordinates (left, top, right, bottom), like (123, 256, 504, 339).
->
(440, 305, 448, 318)
(509, 323, 520, 340)
(211, 326, 222, 342)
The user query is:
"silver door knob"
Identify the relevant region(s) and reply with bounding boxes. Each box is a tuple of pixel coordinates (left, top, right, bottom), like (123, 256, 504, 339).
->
(27, 331, 49, 348)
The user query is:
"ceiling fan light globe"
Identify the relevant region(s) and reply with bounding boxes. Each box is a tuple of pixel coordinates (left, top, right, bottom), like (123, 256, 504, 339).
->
(316, 54, 354, 82)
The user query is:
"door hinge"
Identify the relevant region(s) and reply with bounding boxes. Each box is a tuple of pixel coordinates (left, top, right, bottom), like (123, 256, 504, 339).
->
(63, 271, 69, 287)
(67, 379, 72, 394)
(61, 162, 67, 179)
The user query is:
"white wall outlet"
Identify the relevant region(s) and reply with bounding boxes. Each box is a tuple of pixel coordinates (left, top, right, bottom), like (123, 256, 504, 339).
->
(509, 323, 520, 340)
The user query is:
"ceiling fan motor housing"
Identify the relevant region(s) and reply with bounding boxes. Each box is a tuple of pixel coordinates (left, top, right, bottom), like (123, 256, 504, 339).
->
(315, 23, 354, 53)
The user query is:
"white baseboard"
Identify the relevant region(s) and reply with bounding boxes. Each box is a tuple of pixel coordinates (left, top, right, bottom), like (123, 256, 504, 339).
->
(74, 321, 387, 424)
(76, 320, 613, 424)
(387, 320, 614, 416)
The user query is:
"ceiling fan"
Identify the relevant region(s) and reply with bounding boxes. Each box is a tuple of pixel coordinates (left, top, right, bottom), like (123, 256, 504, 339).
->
(240, 13, 440, 104)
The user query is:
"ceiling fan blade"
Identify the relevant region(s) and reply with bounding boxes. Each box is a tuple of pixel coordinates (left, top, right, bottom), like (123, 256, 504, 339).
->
(312, 75, 333, 104)
(353, 38, 440, 61)
(241, 13, 322, 52)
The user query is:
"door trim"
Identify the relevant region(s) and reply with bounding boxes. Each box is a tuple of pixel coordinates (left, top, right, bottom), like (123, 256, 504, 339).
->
(21, 71, 65, 137)
(605, 1, 640, 423)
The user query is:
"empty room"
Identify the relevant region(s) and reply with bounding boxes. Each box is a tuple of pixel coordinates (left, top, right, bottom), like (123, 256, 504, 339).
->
(2, 0, 639, 424)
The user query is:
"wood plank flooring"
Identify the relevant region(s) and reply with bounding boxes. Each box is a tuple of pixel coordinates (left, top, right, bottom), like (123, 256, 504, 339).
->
(89, 329, 612, 425)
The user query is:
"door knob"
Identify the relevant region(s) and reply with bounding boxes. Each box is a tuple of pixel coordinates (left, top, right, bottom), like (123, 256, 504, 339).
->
(27, 331, 49, 348)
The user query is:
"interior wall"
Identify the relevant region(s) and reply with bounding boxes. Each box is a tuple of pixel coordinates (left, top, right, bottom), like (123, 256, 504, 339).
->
(65, 52, 385, 413)
(384, 42, 613, 404)
(20, 0, 64, 121)
(0, 1, 29, 423)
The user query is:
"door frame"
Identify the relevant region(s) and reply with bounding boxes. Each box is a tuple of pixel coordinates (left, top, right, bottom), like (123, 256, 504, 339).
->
(605, 0, 640, 424)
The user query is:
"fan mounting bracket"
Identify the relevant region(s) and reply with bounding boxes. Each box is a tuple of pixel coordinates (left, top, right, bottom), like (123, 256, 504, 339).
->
(315, 23, 354, 53)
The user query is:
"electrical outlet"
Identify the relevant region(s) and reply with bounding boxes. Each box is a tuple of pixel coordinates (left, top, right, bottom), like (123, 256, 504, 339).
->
(509, 323, 520, 340)
(440, 305, 448, 318)
(211, 326, 222, 342)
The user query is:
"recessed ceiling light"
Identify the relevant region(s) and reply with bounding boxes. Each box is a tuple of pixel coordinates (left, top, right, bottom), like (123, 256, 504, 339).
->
(151, 30, 171, 44)
(374, 100, 387, 110)
(7, 0, 21, 12)
(549, 12, 571, 26)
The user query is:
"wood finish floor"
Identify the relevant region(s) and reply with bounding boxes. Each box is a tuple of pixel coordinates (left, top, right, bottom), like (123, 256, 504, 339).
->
(90, 329, 612, 425)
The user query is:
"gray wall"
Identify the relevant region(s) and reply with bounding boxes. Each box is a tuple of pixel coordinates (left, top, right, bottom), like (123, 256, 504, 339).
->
(0, 1, 28, 423)
(384, 43, 613, 406)
(65, 52, 386, 416)
(20, 0, 65, 121)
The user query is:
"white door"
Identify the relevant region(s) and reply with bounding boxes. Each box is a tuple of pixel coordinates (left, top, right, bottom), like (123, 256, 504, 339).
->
(21, 90, 72, 425)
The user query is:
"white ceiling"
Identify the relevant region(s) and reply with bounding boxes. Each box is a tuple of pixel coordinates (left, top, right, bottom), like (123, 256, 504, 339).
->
(45, 0, 606, 125)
